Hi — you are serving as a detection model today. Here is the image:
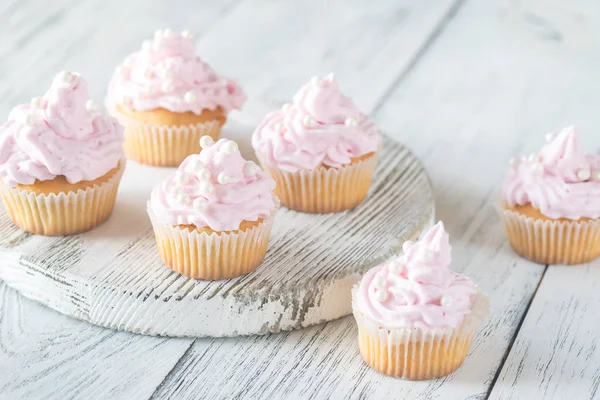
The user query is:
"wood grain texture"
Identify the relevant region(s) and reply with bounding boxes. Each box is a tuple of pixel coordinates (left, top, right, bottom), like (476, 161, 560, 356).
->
(0, 136, 434, 337)
(0, 282, 193, 400)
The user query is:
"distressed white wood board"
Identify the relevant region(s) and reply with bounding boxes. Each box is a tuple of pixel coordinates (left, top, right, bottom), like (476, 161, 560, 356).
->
(0, 135, 433, 338)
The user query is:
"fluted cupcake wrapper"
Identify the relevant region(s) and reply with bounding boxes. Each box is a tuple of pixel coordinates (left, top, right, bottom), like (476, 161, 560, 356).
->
(501, 208, 600, 265)
(147, 203, 277, 280)
(257, 153, 379, 213)
(352, 288, 489, 380)
(111, 109, 221, 167)
(0, 164, 125, 236)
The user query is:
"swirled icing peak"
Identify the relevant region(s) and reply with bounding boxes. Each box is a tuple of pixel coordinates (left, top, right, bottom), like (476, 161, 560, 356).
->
(355, 222, 478, 330)
(107, 29, 246, 114)
(503, 126, 600, 219)
(252, 74, 381, 172)
(150, 137, 276, 231)
(0, 71, 124, 187)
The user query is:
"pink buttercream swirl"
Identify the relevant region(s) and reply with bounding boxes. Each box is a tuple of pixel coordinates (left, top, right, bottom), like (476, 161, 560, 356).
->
(503, 127, 600, 220)
(0, 72, 124, 187)
(107, 29, 246, 115)
(150, 138, 276, 231)
(355, 222, 478, 330)
(252, 74, 381, 173)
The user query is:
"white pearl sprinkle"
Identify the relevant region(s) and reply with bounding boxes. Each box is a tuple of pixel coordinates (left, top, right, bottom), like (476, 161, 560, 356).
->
(402, 240, 414, 253)
(531, 162, 544, 175)
(193, 198, 207, 212)
(184, 91, 196, 104)
(324, 72, 335, 83)
(577, 168, 591, 181)
(594, 171, 600, 181)
(220, 141, 238, 154)
(176, 193, 190, 205)
(86, 100, 99, 113)
(388, 261, 404, 275)
(528, 153, 538, 163)
(21, 113, 34, 126)
(281, 102, 292, 112)
(521, 155, 528, 163)
(345, 117, 358, 127)
(244, 161, 259, 177)
(56, 71, 74, 84)
(175, 172, 189, 184)
(161, 81, 174, 93)
(303, 115, 317, 128)
(440, 295, 452, 307)
(373, 275, 387, 289)
(197, 181, 214, 196)
(30, 97, 43, 108)
(181, 30, 194, 39)
(142, 40, 153, 51)
(200, 136, 215, 149)
(545, 133, 555, 143)
(374, 289, 389, 303)
(163, 28, 173, 37)
(508, 158, 518, 168)
(311, 76, 324, 87)
(196, 167, 211, 181)
(159, 68, 173, 79)
(218, 172, 229, 185)
(418, 246, 435, 262)
(187, 158, 203, 171)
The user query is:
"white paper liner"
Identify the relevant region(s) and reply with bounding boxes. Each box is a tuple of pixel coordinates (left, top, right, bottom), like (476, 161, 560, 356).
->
(258, 153, 379, 213)
(0, 163, 125, 236)
(501, 207, 600, 265)
(111, 108, 221, 167)
(351, 286, 489, 380)
(147, 203, 277, 280)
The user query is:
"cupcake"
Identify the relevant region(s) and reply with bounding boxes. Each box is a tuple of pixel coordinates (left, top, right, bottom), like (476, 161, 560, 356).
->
(148, 136, 277, 280)
(352, 222, 489, 380)
(106, 29, 246, 167)
(252, 74, 382, 213)
(502, 127, 600, 264)
(0, 71, 125, 236)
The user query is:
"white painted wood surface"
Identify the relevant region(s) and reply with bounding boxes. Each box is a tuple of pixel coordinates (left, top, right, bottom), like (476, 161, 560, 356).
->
(1, 0, 600, 399)
(0, 135, 434, 337)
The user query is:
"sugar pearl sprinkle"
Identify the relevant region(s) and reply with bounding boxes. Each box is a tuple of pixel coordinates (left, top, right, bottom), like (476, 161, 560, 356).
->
(388, 261, 404, 275)
(176, 192, 190, 205)
(545, 133, 555, 143)
(324, 73, 335, 83)
(181, 30, 194, 40)
(402, 240, 415, 253)
(193, 198, 207, 212)
(594, 171, 600, 181)
(531, 162, 544, 175)
(374, 289, 390, 303)
(184, 91, 196, 104)
(21, 113, 34, 126)
(508, 158, 518, 168)
(30, 97, 43, 109)
(161, 81, 174, 93)
(218, 172, 230, 185)
(195, 167, 211, 181)
(244, 161, 259, 177)
(440, 295, 452, 307)
(197, 181, 214, 196)
(373, 275, 387, 289)
(175, 172, 190, 185)
(200, 136, 215, 149)
(577, 168, 591, 181)
(345, 117, 358, 127)
(220, 141, 239, 155)
(303, 115, 317, 128)
(311, 76, 324, 87)
(281, 102, 292, 112)
(86, 100, 100, 113)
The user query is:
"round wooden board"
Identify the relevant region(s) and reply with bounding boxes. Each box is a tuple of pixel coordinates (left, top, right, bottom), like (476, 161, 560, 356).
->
(0, 135, 433, 337)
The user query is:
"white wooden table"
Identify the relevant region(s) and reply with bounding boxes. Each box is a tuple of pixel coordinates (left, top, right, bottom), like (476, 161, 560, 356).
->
(1, 0, 599, 399)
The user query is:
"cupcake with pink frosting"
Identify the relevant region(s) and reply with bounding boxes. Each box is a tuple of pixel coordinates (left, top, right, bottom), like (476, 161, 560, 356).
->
(148, 136, 277, 280)
(0, 71, 125, 236)
(352, 221, 488, 380)
(107, 29, 246, 167)
(502, 126, 600, 264)
(252, 74, 381, 213)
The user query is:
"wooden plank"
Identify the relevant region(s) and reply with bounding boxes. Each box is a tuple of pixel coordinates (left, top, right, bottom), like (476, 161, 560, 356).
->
(0, 282, 193, 400)
(489, 264, 600, 400)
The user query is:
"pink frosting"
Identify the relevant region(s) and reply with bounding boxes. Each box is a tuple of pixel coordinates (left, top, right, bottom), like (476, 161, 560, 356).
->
(503, 127, 600, 220)
(107, 29, 246, 115)
(252, 74, 381, 173)
(150, 138, 276, 231)
(355, 222, 478, 330)
(0, 72, 124, 187)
